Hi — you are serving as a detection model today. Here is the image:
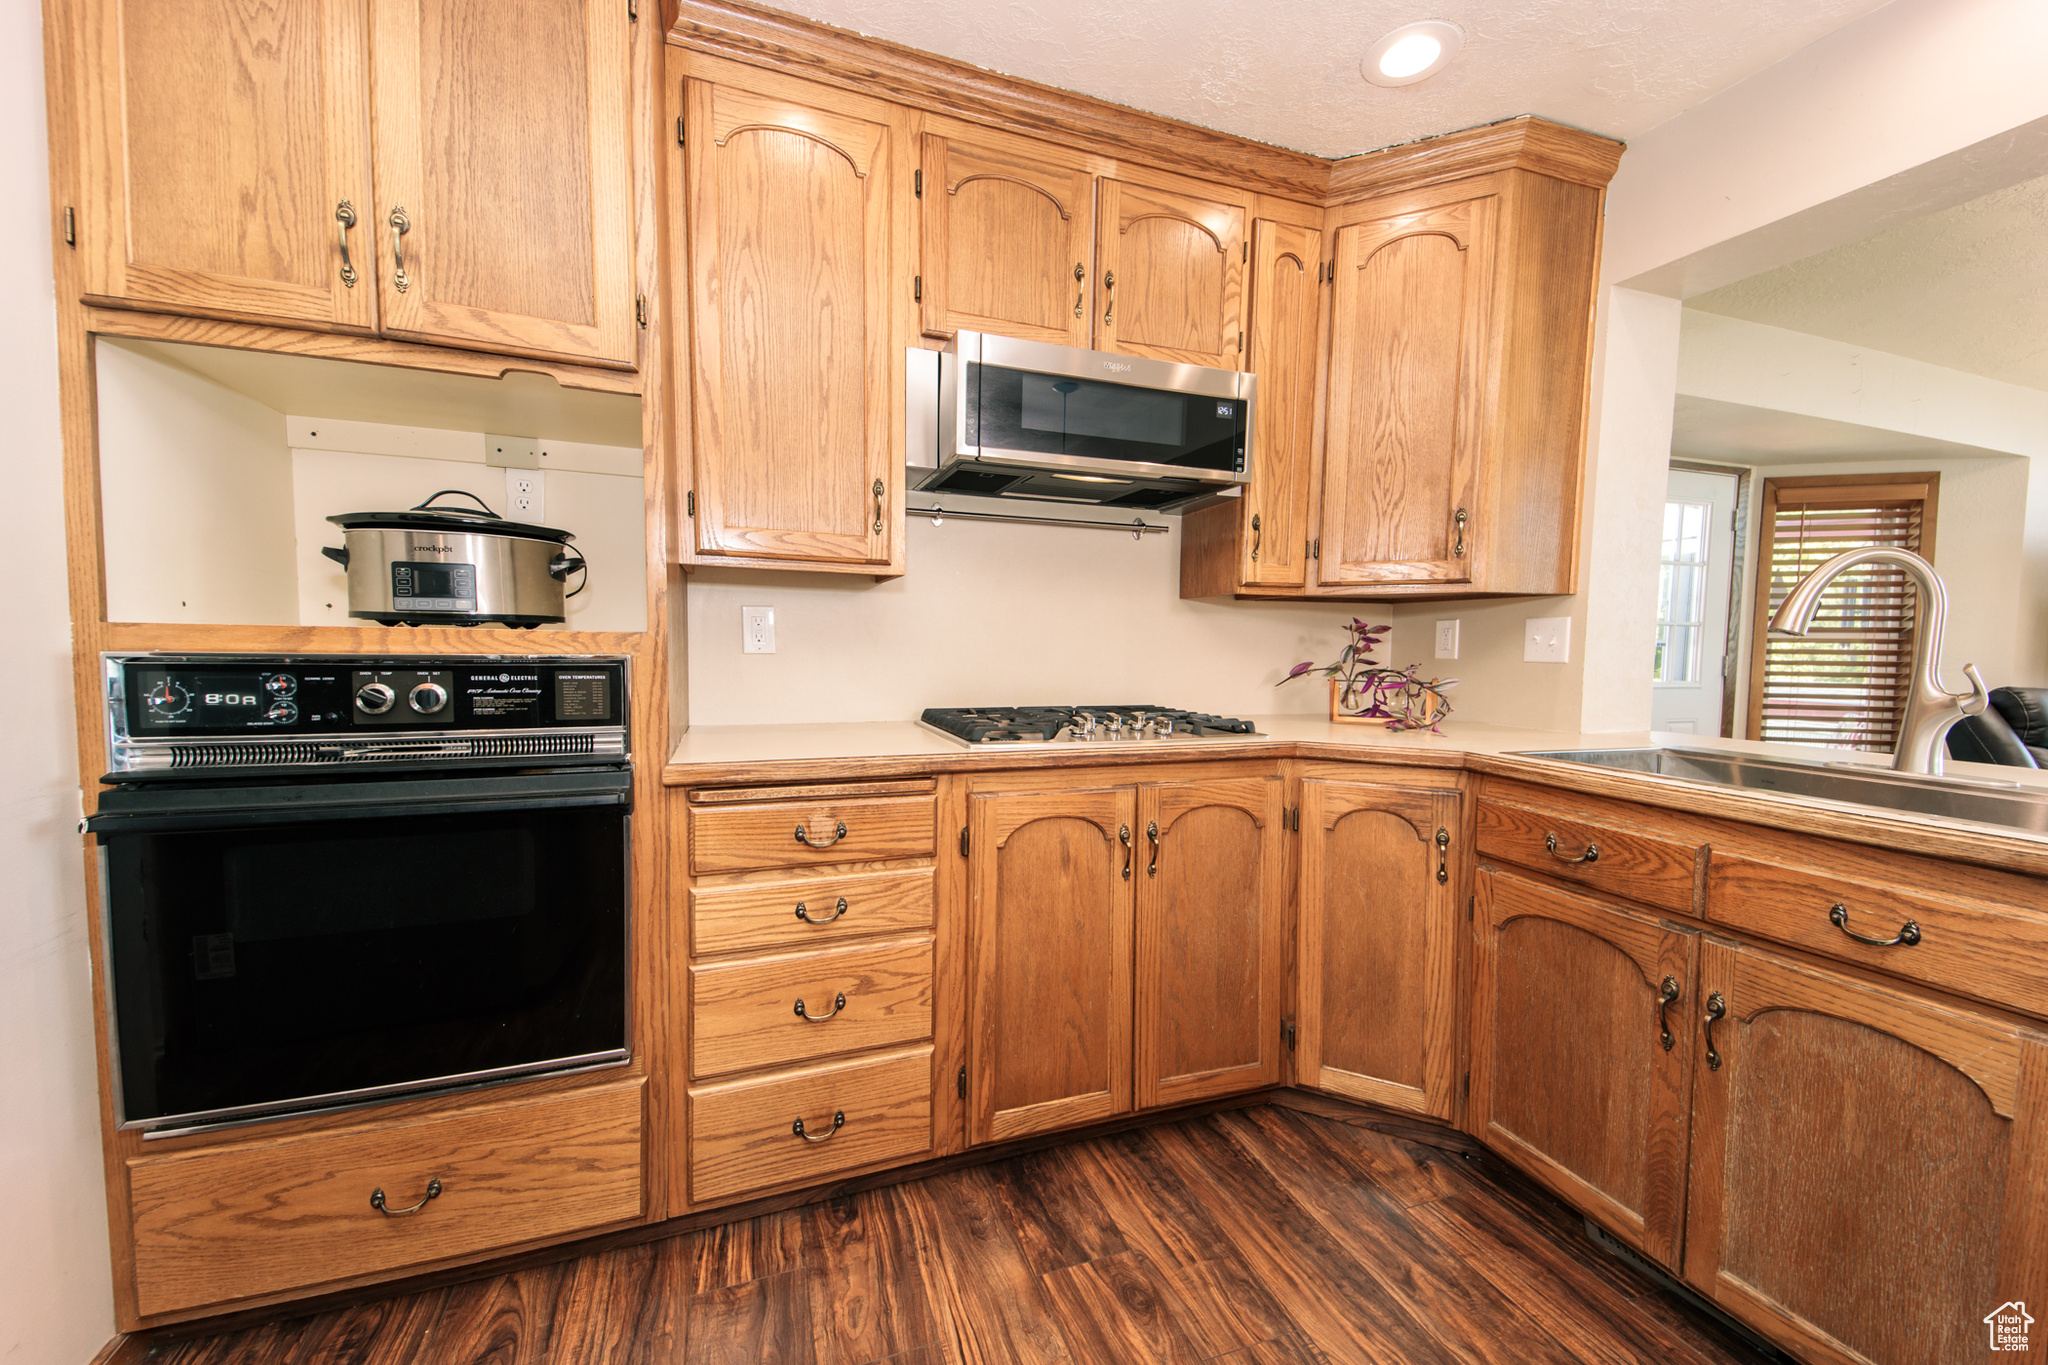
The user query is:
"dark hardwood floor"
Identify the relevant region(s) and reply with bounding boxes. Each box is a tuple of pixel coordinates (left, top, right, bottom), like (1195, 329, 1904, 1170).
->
(140, 1105, 1781, 1365)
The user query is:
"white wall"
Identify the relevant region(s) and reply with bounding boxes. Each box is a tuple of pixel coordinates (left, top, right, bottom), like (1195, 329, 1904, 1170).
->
(0, 0, 116, 1359)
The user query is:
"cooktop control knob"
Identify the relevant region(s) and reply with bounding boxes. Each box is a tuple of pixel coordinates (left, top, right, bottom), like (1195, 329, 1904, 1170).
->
(355, 682, 397, 715)
(408, 682, 449, 715)
(266, 699, 299, 724)
(263, 673, 297, 698)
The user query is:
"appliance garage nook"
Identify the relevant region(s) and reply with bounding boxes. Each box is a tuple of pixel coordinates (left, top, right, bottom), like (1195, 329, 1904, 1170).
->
(34, 3, 2048, 1365)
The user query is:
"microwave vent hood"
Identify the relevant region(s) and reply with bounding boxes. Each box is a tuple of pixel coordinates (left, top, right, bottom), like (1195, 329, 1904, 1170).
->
(906, 331, 1254, 513)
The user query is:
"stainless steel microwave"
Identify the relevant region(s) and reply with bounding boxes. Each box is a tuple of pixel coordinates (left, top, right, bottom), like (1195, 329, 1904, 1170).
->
(907, 331, 1254, 511)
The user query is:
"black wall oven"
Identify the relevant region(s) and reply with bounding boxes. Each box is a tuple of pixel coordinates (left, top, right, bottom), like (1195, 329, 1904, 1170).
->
(86, 654, 633, 1135)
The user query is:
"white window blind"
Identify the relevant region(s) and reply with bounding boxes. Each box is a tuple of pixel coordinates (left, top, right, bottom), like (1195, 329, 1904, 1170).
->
(1746, 475, 1939, 753)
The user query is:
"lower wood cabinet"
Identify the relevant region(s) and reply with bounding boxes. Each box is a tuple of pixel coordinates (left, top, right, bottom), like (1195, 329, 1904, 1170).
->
(1470, 866, 1697, 1268)
(1298, 774, 1464, 1119)
(1683, 939, 2048, 1365)
(126, 1079, 644, 1318)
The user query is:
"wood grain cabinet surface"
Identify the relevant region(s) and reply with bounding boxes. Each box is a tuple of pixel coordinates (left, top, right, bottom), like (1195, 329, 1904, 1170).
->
(1094, 175, 1249, 369)
(72, 0, 635, 367)
(689, 792, 937, 874)
(1475, 783, 1707, 917)
(689, 936, 935, 1080)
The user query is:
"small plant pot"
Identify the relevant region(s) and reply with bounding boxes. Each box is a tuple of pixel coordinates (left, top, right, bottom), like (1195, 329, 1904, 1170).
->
(1329, 678, 1444, 727)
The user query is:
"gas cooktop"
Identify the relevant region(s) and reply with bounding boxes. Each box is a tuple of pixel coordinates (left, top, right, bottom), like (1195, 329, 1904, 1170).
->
(919, 705, 1261, 747)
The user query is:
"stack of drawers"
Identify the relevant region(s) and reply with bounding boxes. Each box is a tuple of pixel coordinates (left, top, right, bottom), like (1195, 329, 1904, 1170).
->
(683, 780, 941, 1204)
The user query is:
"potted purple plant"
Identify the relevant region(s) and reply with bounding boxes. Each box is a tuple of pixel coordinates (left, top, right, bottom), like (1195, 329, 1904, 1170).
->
(1281, 619, 1456, 731)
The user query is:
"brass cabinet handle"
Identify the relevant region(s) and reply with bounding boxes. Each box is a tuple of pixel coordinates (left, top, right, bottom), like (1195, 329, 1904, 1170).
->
(795, 820, 847, 848)
(1103, 270, 1116, 325)
(1435, 828, 1449, 885)
(1073, 261, 1085, 318)
(1704, 991, 1727, 1071)
(1829, 902, 1921, 947)
(1453, 507, 1468, 558)
(795, 896, 849, 925)
(1657, 975, 1680, 1052)
(793, 991, 846, 1021)
(1146, 820, 1160, 877)
(1250, 513, 1262, 562)
(792, 1110, 845, 1142)
(335, 200, 359, 287)
(388, 205, 411, 292)
(1544, 832, 1599, 864)
(872, 478, 885, 536)
(1120, 823, 1132, 881)
(370, 1177, 440, 1216)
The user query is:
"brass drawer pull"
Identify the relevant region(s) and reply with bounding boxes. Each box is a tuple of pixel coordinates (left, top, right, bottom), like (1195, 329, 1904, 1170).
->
(1453, 507, 1468, 558)
(1704, 991, 1726, 1071)
(1120, 823, 1132, 881)
(1250, 512, 1262, 562)
(1544, 832, 1599, 864)
(795, 820, 848, 849)
(1436, 827, 1449, 884)
(1828, 902, 1921, 947)
(387, 205, 410, 293)
(370, 1177, 440, 1216)
(872, 478, 885, 536)
(1073, 261, 1085, 318)
(793, 1110, 845, 1143)
(794, 991, 846, 1021)
(1102, 270, 1116, 325)
(1656, 975, 1680, 1052)
(1146, 820, 1160, 877)
(335, 200, 359, 287)
(795, 896, 849, 924)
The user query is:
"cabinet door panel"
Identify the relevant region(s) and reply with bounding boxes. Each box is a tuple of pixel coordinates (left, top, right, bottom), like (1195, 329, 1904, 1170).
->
(967, 787, 1135, 1143)
(77, 0, 375, 331)
(1096, 179, 1246, 368)
(1136, 776, 1286, 1108)
(1240, 219, 1322, 589)
(920, 128, 1094, 346)
(1319, 195, 1493, 586)
(684, 76, 903, 566)
(1299, 779, 1462, 1119)
(1684, 941, 2048, 1365)
(368, 0, 634, 365)
(1472, 867, 1696, 1269)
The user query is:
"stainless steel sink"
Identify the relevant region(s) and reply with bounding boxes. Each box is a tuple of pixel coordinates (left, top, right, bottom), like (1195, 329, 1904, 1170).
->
(1514, 746, 2048, 837)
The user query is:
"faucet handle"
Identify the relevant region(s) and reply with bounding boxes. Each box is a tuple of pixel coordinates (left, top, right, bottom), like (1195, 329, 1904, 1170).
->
(1958, 663, 1991, 716)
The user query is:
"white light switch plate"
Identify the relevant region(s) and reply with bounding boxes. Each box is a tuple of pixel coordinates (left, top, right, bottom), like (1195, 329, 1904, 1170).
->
(1434, 619, 1460, 660)
(1524, 616, 1571, 663)
(742, 605, 775, 654)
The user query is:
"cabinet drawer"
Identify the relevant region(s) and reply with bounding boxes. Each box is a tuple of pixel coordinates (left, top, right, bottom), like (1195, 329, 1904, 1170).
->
(1708, 852, 2048, 1018)
(690, 1046, 933, 1204)
(691, 938, 934, 1079)
(691, 868, 935, 957)
(127, 1080, 643, 1317)
(1477, 792, 1704, 915)
(691, 795, 936, 873)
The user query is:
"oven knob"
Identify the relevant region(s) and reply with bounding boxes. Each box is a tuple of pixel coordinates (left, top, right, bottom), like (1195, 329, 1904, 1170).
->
(355, 682, 397, 715)
(265, 699, 299, 724)
(408, 682, 449, 715)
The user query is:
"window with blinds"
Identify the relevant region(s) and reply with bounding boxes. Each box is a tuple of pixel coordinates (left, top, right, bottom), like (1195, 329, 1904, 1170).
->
(1745, 473, 1940, 752)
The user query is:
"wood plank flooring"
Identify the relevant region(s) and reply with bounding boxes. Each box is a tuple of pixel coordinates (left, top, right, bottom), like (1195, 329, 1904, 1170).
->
(139, 1106, 1782, 1365)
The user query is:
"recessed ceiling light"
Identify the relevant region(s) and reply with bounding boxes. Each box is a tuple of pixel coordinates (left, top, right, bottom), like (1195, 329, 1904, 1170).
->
(1363, 20, 1463, 87)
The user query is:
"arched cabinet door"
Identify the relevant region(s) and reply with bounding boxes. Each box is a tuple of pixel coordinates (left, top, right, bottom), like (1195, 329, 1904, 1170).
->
(1682, 940, 2048, 1365)
(1300, 778, 1465, 1120)
(681, 67, 908, 567)
(919, 123, 1096, 346)
(965, 786, 1136, 1144)
(1470, 866, 1699, 1270)
(1319, 191, 1495, 588)
(1238, 219, 1323, 590)
(1095, 176, 1248, 368)
(1135, 776, 1287, 1108)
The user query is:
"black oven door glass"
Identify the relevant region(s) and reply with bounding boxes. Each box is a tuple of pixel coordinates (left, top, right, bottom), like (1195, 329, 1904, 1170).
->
(963, 362, 1246, 475)
(101, 784, 627, 1127)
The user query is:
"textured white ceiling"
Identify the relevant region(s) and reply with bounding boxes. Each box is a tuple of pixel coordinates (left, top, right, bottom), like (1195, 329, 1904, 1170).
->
(1688, 172, 2048, 393)
(756, 0, 1895, 156)
(1670, 395, 2021, 467)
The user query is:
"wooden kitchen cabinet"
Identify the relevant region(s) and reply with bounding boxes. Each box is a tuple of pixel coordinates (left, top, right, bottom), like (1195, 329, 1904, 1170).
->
(1298, 775, 1463, 1119)
(1095, 174, 1249, 368)
(1234, 218, 1323, 590)
(1135, 775, 1288, 1107)
(1471, 865, 1699, 1270)
(1683, 939, 2048, 1365)
(70, 0, 636, 367)
(680, 61, 910, 572)
(964, 783, 1136, 1143)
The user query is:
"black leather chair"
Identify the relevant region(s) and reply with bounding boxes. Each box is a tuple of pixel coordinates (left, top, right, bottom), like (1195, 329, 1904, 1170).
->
(1946, 686, 2048, 768)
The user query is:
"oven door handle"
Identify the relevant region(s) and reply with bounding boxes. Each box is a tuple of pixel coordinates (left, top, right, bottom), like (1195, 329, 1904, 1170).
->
(83, 768, 632, 835)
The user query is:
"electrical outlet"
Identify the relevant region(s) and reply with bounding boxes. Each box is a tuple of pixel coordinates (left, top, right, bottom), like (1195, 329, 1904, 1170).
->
(742, 605, 775, 654)
(504, 469, 545, 523)
(1524, 616, 1571, 664)
(1434, 619, 1461, 660)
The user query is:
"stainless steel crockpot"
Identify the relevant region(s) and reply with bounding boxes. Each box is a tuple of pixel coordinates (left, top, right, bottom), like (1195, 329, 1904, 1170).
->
(321, 490, 588, 627)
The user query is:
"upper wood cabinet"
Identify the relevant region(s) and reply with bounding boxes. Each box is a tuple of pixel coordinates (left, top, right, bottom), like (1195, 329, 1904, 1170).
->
(680, 65, 910, 570)
(1096, 176, 1247, 368)
(70, 0, 637, 368)
(366, 0, 636, 365)
(919, 122, 1095, 347)
(1236, 217, 1323, 590)
(1298, 775, 1463, 1120)
(74, 0, 377, 333)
